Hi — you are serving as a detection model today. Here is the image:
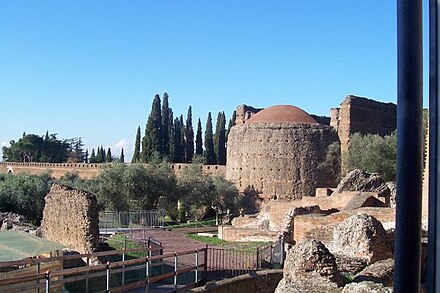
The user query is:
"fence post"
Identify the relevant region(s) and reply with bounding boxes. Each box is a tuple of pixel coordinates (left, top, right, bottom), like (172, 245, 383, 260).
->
(45, 270, 50, 293)
(270, 244, 274, 265)
(145, 257, 150, 293)
(174, 252, 178, 292)
(195, 249, 199, 284)
(106, 261, 111, 292)
(204, 245, 208, 282)
(256, 248, 259, 270)
(86, 256, 90, 292)
(36, 262, 40, 293)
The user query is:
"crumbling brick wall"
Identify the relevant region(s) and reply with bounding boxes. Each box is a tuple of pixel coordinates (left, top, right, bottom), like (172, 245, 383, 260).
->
(41, 184, 99, 253)
(331, 95, 397, 174)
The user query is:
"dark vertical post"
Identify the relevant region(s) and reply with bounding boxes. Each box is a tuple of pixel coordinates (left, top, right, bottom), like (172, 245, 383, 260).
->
(395, 0, 423, 292)
(428, 0, 440, 291)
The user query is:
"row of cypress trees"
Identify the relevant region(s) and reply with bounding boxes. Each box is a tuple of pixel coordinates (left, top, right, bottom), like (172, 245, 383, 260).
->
(132, 93, 236, 165)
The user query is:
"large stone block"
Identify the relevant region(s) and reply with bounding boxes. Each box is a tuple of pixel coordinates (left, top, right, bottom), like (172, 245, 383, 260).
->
(41, 184, 99, 253)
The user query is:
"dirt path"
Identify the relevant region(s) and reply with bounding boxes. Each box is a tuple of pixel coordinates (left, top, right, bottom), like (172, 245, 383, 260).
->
(127, 228, 218, 255)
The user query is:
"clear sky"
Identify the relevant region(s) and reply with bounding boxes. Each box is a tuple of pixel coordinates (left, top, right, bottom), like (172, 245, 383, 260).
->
(0, 1, 430, 161)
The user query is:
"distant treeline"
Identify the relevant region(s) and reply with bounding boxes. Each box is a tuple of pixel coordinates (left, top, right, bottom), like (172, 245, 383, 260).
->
(133, 92, 236, 165)
(2, 132, 124, 164)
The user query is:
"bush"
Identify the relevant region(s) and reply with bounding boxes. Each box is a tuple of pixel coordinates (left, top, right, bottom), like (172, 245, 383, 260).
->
(348, 131, 397, 181)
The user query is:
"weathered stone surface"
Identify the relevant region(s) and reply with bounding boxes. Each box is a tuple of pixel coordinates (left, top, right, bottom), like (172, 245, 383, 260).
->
(342, 281, 393, 293)
(41, 184, 99, 253)
(330, 95, 397, 174)
(275, 273, 342, 293)
(334, 170, 390, 197)
(0, 212, 38, 234)
(344, 193, 386, 210)
(227, 121, 338, 200)
(334, 254, 368, 276)
(281, 240, 343, 286)
(353, 258, 394, 286)
(333, 214, 392, 264)
(386, 181, 396, 208)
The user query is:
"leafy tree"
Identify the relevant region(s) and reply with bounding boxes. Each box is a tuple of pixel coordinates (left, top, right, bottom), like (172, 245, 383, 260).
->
(204, 112, 216, 164)
(185, 106, 194, 162)
(348, 131, 397, 181)
(161, 93, 171, 159)
(2, 133, 70, 163)
(195, 118, 203, 156)
(0, 172, 53, 225)
(106, 147, 113, 162)
(132, 126, 141, 163)
(119, 148, 125, 163)
(214, 112, 226, 165)
(318, 142, 341, 183)
(142, 94, 163, 162)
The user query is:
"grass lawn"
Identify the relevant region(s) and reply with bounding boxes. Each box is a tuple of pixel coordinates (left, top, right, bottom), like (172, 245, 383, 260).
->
(105, 233, 149, 258)
(186, 233, 270, 250)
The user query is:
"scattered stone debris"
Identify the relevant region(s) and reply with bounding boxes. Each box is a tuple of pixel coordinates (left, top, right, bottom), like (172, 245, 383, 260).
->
(0, 212, 39, 234)
(332, 214, 393, 264)
(334, 169, 390, 197)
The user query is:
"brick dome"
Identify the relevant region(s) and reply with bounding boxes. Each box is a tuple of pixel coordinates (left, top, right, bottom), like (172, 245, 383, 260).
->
(245, 105, 318, 125)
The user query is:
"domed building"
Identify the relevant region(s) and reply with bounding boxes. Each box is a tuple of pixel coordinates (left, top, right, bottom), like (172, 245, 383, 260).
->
(226, 104, 338, 200)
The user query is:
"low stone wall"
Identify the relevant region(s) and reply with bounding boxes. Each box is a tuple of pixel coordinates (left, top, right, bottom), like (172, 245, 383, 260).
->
(0, 162, 226, 179)
(293, 207, 396, 246)
(41, 184, 99, 254)
(188, 270, 283, 293)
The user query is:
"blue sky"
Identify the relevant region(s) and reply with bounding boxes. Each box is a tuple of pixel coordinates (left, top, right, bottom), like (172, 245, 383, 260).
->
(0, 1, 429, 160)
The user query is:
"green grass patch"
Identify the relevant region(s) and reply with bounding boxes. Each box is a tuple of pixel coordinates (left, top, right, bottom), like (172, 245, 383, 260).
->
(105, 233, 148, 258)
(186, 233, 270, 250)
(167, 219, 217, 229)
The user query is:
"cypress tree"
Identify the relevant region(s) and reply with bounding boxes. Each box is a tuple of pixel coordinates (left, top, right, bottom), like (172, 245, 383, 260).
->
(185, 106, 194, 162)
(226, 110, 236, 142)
(161, 92, 170, 158)
(84, 149, 89, 163)
(173, 117, 182, 162)
(101, 146, 106, 163)
(106, 147, 112, 162)
(132, 126, 141, 163)
(204, 112, 216, 164)
(141, 94, 163, 162)
(195, 118, 203, 156)
(96, 147, 103, 163)
(119, 148, 125, 163)
(89, 148, 97, 163)
(168, 109, 175, 162)
(214, 112, 226, 165)
(179, 115, 186, 163)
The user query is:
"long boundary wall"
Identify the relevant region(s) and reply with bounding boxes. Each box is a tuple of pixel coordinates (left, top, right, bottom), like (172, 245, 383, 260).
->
(0, 162, 226, 179)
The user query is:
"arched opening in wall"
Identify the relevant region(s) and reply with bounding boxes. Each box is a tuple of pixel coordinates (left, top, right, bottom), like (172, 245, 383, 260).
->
(7, 167, 13, 174)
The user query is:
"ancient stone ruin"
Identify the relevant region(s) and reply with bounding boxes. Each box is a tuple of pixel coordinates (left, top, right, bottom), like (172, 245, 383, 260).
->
(330, 95, 397, 173)
(227, 105, 338, 200)
(41, 184, 99, 254)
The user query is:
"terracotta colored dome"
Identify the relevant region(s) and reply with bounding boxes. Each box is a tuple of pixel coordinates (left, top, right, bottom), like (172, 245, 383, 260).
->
(245, 105, 318, 125)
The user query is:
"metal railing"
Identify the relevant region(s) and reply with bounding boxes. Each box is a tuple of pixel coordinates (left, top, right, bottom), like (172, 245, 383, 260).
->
(206, 238, 285, 281)
(99, 210, 166, 231)
(0, 238, 285, 292)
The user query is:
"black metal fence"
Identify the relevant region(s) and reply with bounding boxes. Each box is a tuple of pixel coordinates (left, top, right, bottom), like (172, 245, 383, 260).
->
(206, 238, 284, 281)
